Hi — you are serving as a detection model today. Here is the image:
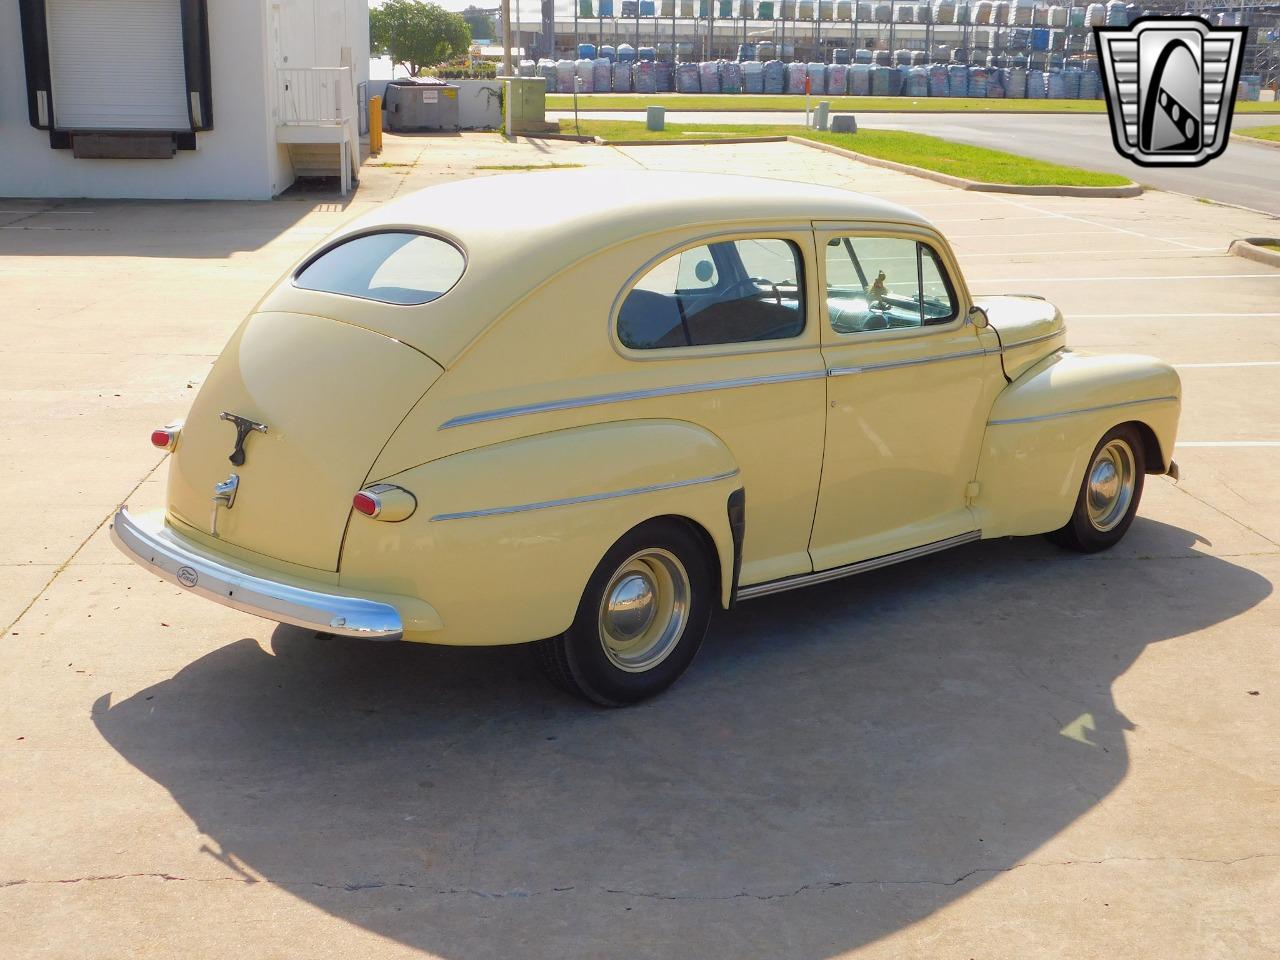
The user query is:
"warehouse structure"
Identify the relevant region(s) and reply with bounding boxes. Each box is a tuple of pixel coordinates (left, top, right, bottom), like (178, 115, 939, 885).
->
(505, 0, 1280, 88)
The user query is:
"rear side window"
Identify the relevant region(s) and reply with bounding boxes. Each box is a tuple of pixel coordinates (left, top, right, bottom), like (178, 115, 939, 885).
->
(618, 238, 805, 350)
(294, 232, 465, 305)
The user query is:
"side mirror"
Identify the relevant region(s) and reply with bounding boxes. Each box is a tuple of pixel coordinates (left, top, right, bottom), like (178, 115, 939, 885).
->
(969, 305, 990, 329)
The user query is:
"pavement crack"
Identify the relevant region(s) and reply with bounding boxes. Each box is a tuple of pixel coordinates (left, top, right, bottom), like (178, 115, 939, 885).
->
(1170, 481, 1280, 551)
(6, 854, 1275, 899)
(1, 456, 167, 641)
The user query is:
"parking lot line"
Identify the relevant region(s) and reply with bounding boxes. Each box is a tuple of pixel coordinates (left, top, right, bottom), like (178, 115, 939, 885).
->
(1177, 441, 1280, 447)
(989, 196, 1210, 251)
(1175, 361, 1280, 368)
(977, 274, 1280, 283)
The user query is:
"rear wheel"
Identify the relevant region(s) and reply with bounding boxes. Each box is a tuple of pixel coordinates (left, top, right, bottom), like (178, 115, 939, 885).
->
(1047, 424, 1146, 553)
(535, 519, 713, 706)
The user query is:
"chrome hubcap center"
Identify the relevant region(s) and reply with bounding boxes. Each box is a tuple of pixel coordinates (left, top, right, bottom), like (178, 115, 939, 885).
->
(604, 573, 657, 642)
(1089, 459, 1120, 509)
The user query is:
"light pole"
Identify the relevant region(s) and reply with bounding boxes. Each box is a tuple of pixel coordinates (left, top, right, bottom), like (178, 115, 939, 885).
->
(502, 0, 513, 76)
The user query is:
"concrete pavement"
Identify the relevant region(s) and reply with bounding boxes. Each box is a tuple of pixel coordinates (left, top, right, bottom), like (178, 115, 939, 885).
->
(551, 109, 1280, 213)
(3, 133, 1280, 959)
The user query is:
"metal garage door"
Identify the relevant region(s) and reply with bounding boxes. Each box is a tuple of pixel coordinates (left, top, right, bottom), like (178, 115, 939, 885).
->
(46, 0, 191, 131)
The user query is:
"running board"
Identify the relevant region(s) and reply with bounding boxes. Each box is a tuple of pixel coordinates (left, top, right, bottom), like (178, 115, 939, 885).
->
(736, 531, 982, 601)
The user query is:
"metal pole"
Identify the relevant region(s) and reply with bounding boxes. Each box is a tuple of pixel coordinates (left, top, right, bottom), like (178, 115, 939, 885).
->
(502, 0, 513, 76)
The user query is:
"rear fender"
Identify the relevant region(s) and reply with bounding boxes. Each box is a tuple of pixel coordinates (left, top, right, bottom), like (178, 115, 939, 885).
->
(339, 419, 741, 645)
(974, 351, 1181, 538)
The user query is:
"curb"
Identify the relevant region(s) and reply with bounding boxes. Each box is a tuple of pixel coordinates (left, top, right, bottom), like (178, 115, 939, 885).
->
(1228, 237, 1280, 268)
(789, 136, 1144, 197)
(1231, 132, 1280, 150)
(596, 135, 788, 146)
(512, 132, 597, 143)
(546, 104, 1113, 115)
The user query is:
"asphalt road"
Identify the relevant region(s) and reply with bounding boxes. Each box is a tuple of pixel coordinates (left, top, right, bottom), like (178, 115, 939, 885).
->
(552, 109, 1280, 214)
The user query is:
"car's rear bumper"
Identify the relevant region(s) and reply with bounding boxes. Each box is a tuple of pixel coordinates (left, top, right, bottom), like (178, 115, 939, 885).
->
(110, 507, 404, 641)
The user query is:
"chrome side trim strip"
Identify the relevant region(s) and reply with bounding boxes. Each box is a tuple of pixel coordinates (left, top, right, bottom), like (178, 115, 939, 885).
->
(1002, 330, 1065, 350)
(439, 371, 827, 430)
(827, 346, 990, 378)
(737, 530, 982, 601)
(430, 469, 740, 521)
(987, 395, 1179, 427)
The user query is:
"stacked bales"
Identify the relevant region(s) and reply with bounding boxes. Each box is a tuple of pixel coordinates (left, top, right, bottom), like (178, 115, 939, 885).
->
(737, 43, 754, 62)
(855, 47, 873, 64)
(599, 45, 616, 62)
(743, 60, 764, 92)
(756, 40, 776, 60)
(763, 59, 786, 92)
(911, 50, 928, 66)
(655, 59, 673, 92)
(537, 59, 557, 92)
(574, 58, 594, 92)
(994, 0, 1008, 23)
(904, 66, 929, 96)
(612, 60, 632, 92)
(1014, 0, 1033, 25)
(837, 0, 853, 18)
(785, 61, 807, 93)
(827, 62, 849, 94)
(1068, 5, 1085, 26)
(1062, 67, 1082, 98)
(675, 60, 700, 93)
(517, 59, 536, 77)
(928, 63, 948, 96)
(1048, 4, 1067, 25)
(898, 3, 914, 20)
(869, 63, 894, 95)
(578, 43, 596, 59)
(1080, 66, 1101, 98)
(987, 70, 1006, 96)
(1085, 2, 1103, 24)
(1025, 68, 1045, 98)
(833, 47, 851, 64)
(593, 58, 612, 91)
(1006, 63, 1026, 96)
(1045, 69, 1064, 98)
(968, 65, 989, 96)
(638, 46, 657, 62)
(807, 62, 827, 94)
(700, 60, 722, 93)
(722, 60, 743, 93)
(1104, 0, 1125, 24)
(947, 63, 969, 96)
(849, 62, 871, 94)
(616, 44, 636, 64)
(554, 59, 576, 93)
(634, 60, 657, 94)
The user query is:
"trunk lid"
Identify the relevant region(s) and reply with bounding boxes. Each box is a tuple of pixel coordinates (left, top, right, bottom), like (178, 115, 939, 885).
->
(168, 311, 441, 571)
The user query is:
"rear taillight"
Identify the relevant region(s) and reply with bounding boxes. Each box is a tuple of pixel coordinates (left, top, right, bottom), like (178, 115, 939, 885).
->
(151, 422, 182, 451)
(352, 484, 417, 522)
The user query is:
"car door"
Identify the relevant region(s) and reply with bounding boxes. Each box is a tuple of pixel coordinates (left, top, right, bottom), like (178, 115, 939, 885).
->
(808, 222, 1003, 572)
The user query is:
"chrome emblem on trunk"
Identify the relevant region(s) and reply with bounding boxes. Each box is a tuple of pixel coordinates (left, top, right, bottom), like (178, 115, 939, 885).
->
(219, 412, 268, 466)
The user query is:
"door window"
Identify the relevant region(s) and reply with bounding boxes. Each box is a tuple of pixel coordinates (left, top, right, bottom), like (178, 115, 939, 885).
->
(824, 236, 957, 334)
(618, 238, 805, 350)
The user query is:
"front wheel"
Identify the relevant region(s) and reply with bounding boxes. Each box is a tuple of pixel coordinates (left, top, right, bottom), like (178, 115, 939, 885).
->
(534, 519, 714, 706)
(1047, 424, 1146, 553)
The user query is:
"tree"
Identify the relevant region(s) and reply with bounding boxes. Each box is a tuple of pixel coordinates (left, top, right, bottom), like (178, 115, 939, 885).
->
(370, 0, 472, 77)
(460, 5, 496, 42)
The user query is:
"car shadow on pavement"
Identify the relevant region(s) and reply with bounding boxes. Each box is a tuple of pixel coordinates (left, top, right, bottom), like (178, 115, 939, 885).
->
(92, 518, 1270, 959)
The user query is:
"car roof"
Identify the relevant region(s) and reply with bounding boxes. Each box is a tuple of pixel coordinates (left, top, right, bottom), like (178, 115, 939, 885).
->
(349, 169, 933, 249)
(290, 170, 937, 365)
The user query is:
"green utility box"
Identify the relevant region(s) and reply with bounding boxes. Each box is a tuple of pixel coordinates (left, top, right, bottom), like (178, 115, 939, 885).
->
(503, 77, 557, 136)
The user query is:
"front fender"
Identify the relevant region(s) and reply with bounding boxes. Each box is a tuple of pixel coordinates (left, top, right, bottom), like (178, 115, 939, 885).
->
(974, 351, 1181, 538)
(339, 419, 741, 645)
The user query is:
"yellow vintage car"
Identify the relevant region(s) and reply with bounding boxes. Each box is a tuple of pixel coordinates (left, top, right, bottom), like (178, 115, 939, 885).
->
(113, 170, 1181, 705)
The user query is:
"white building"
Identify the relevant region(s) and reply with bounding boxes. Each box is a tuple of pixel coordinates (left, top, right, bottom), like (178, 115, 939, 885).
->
(1, 0, 370, 200)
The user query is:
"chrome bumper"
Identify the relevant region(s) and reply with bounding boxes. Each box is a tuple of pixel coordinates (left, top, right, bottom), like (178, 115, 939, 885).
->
(110, 507, 403, 641)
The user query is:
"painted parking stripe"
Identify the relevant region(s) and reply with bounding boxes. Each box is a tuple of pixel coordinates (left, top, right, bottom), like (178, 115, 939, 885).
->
(1072, 313, 1280, 318)
(1175, 361, 1280, 368)
(976, 273, 1280, 282)
(1177, 441, 1280, 447)
(990, 196, 1207, 251)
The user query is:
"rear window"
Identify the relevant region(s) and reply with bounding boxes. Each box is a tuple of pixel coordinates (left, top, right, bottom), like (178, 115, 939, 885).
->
(294, 231, 465, 305)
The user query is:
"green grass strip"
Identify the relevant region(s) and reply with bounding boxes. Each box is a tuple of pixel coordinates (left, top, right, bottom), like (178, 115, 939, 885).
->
(564, 120, 1132, 187)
